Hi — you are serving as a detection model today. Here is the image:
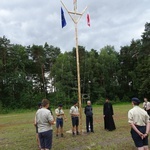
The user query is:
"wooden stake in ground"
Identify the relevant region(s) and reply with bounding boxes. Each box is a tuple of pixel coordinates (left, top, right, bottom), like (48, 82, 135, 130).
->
(61, 0, 87, 134)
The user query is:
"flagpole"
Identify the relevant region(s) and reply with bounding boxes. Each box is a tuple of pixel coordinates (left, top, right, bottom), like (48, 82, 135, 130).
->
(61, 0, 87, 134)
(75, 21, 83, 134)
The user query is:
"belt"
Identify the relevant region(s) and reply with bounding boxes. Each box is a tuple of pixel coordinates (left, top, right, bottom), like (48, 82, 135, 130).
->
(135, 124, 146, 127)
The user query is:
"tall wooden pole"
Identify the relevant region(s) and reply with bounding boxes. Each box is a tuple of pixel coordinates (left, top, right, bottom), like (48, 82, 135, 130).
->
(75, 22, 82, 133)
(61, 0, 87, 134)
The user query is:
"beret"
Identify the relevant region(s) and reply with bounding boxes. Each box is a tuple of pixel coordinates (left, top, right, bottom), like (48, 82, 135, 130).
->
(132, 97, 140, 103)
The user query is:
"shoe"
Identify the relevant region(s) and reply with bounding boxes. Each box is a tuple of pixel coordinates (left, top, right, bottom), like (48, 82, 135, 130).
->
(72, 132, 75, 136)
(76, 131, 79, 135)
(61, 133, 64, 137)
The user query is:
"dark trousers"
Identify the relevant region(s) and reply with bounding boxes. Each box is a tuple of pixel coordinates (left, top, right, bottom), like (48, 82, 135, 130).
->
(147, 109, 150, 116)
(86, 116, 93, 132)
(39, 130, 53, 149)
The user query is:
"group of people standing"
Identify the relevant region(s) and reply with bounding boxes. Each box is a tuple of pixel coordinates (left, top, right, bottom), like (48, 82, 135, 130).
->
(34, 98, 116, 150)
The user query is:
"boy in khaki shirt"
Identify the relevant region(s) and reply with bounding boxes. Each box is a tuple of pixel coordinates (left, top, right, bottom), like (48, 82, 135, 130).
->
(128, 97, 150, 150)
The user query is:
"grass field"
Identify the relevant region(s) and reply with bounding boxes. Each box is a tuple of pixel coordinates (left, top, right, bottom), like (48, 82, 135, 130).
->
(0, 103, 147, 150)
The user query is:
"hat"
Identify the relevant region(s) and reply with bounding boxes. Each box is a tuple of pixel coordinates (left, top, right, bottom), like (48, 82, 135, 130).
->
(132, 97, 140, 103)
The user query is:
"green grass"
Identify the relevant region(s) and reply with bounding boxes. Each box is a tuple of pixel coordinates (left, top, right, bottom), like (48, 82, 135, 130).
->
(0, 103, 147, 150)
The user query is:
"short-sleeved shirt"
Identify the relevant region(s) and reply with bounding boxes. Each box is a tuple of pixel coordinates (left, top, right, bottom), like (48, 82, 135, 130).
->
(55, 108, 64, 119)
(36, 108, 54, 133)
(143, 102, 150, 111)
(70, 106, 79, 117)
(128, 106, 150, 126)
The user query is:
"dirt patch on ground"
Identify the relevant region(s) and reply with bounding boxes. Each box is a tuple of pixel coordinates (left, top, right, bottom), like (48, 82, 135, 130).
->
(0, 121, 33, 129)
(0, 115, 19, 118)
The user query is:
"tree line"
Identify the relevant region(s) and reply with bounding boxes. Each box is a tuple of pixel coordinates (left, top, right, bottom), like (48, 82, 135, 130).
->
(0, 22, 149, 110)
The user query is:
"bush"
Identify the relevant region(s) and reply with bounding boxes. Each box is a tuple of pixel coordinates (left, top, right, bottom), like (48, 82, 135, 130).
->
(122, 95, 130, 102)
(95, 97, 106, 105)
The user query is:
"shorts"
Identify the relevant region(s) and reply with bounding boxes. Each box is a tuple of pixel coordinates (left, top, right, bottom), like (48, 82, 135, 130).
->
(38, 130, 53, 149)
(71, 117, 79, 127)
(131, 126, 148, 147)
(56, 118, 63, 128)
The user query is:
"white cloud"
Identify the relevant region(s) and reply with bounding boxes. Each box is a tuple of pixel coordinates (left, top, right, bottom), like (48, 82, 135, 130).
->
(0, 0, 150, 52)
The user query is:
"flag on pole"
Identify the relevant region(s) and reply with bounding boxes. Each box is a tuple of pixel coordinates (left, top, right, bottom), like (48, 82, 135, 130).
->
(61, 7, 67, 28)
(87, 13, 90, 27)
(73, 0, 77, 11)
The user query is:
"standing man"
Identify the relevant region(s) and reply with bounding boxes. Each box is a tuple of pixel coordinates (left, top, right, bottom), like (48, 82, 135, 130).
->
(143, 97, 150, 116)
(35, 99, 55, 150)
(70, 101, 79, 136)
(103, 98, 116, 131)
(128, 97, 150, 150)
(55, 104, 66, 137)
(84, 100, 94, 133)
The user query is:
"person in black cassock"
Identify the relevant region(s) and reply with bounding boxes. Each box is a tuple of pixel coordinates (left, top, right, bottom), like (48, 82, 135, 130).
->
(84, 100, 94, 133)
(103, 98, 116, 131)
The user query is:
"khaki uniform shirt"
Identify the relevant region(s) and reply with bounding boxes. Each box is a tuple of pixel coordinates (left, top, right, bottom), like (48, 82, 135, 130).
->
(36, 108, 54, 133)
(143, 102, 150, 111)
(128, 106, 149, 126)
(70, 106, 79, 117)
(55, 108, 64, 119)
